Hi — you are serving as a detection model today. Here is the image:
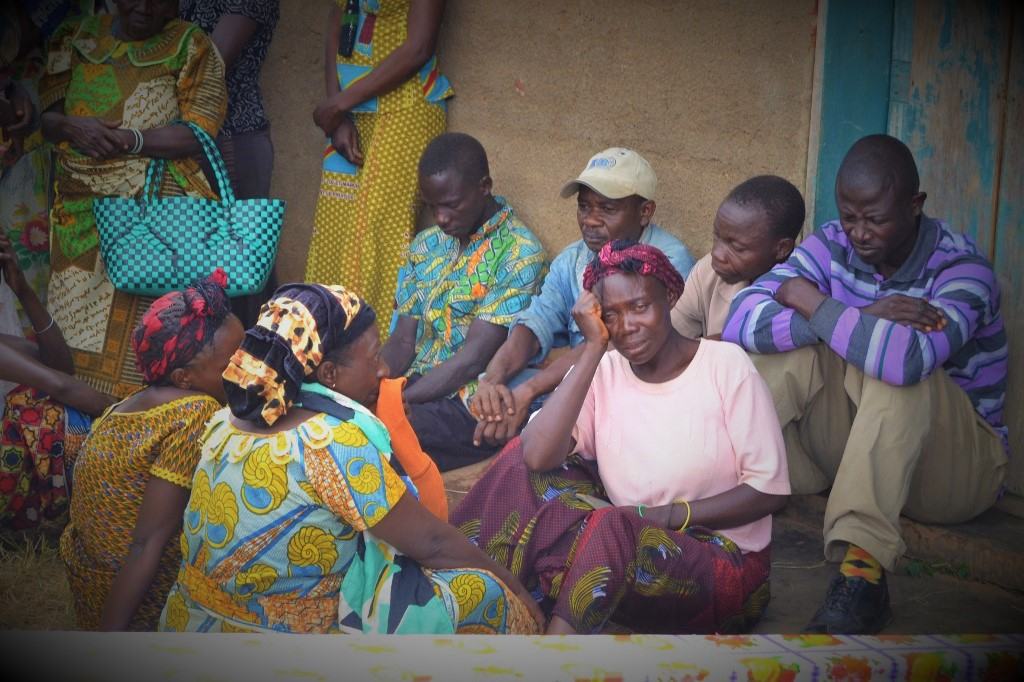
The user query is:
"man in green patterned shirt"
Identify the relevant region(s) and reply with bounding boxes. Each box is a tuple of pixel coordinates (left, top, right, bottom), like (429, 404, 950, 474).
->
(382, 133, 548, 471)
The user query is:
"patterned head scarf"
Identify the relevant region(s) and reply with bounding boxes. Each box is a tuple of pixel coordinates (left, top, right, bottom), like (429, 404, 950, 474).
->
(131, 269, 232, 385)
(223, 283, 376, 426)
(582, 239, 685, 298)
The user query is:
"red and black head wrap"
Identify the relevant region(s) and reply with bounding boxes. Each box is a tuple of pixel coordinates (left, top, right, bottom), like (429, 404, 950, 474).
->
(131, 269, 232, 385)
(582, 239, 685, 297)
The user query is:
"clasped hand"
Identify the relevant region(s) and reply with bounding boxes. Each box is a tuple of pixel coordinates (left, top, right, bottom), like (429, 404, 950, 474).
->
(861, 293, 947, 332)
(470, 381, 530, 447)
(64, 116, 130, 160)
(329, 117, 363, 166)
(313, 95, 348, 137)
(777, 276, 946, 333)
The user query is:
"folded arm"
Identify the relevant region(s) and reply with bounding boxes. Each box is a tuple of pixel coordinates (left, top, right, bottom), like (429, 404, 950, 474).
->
(722, 233, 830, 353)
(314, 0, 447, 133)
(402, 318, 508, 404)
(42, 102, 203, 160)
(802, 259, 997, 385)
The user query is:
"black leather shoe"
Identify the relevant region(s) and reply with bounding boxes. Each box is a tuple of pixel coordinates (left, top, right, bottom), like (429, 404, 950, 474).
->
(802, 572, 893, 634)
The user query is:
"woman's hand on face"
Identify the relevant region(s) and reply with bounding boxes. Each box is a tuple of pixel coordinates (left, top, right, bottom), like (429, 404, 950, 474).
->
(330, 118, 363, 165)
(64, 117, 130, 159)
(572, 290, 609, 346)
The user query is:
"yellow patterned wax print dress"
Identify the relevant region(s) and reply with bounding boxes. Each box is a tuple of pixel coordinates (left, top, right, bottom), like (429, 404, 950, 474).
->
(59, 395, 220, 631)
(159, 408, 537, 634)
(38, 15, 227, 398)
(306, 0, 453, 338)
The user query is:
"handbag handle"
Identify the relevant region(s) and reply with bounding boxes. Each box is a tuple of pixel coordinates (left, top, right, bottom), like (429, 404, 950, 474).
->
(139, 121, 236, 209)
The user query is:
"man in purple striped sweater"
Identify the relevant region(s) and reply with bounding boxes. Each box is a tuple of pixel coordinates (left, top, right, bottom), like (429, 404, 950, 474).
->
(723, 134, 1008, 634)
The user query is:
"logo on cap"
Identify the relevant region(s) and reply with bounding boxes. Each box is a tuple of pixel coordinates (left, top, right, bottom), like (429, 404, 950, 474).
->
(587, 157, 617, 169)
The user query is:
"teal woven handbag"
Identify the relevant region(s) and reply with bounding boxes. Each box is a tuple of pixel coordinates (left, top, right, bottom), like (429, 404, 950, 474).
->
(93, 121, 285, 297)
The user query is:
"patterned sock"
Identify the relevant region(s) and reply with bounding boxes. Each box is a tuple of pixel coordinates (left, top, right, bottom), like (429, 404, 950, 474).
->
(840, 545, 884, 584)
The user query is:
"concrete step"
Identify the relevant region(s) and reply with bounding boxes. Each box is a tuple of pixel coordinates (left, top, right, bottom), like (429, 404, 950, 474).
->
(778, 494, 1024, 593)
(762, 521, 1024, 633)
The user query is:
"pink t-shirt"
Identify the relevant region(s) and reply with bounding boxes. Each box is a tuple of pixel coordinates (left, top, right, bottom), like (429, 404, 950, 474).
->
(570, 339, 790, 552)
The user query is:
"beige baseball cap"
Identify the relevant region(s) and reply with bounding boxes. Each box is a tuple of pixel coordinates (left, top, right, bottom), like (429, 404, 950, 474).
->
(559, 147, 657, 201)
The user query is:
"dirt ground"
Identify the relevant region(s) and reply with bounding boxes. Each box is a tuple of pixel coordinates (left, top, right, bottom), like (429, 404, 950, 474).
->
(3, 513, 1022, 634)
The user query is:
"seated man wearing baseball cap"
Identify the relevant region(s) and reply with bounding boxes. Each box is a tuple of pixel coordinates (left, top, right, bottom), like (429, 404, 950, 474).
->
(468, 147, 696, 448)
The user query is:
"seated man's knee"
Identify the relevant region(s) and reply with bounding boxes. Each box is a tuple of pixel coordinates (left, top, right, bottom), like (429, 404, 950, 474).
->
(845, 367, 934, 420)
(748, 345, 827, 392)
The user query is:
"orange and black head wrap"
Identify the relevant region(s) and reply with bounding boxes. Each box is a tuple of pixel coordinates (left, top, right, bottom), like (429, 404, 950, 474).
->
(222, 283, 376, 426)
(131, 269, 231, 385)
(582, 239, 685, 297)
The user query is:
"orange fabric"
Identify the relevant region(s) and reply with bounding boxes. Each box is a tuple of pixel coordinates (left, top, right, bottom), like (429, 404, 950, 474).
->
(373, 377, 448, 521)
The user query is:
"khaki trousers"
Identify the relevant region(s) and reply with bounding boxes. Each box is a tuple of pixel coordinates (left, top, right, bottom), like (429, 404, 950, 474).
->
(752, 345, 1007, 571)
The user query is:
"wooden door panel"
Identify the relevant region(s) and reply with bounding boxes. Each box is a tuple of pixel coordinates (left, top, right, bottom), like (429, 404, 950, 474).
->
(895, 0, 1013, 254)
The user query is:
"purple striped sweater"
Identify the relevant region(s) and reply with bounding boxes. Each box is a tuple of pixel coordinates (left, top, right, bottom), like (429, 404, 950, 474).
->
(723, 216, 1008, 453)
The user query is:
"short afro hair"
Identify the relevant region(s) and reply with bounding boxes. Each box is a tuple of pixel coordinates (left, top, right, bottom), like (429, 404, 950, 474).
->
(836, 134, 920, 200)
(418, 132, 490, 186)
(725, 175, 806, 241)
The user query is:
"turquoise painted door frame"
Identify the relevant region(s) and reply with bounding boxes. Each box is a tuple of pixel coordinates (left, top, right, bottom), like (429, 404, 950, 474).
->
(812, 0, 895, 228)
(816, 0, 1014, 254)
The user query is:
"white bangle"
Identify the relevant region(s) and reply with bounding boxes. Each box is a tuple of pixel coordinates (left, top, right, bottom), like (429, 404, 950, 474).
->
(126, 128, 144, 154)
(31, 314, 56, 334)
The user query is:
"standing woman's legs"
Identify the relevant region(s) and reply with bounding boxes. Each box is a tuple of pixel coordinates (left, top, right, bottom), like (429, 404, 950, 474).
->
(213, 130, 277, 329)
(218, 130, 274, 200)
(307, 100, 445, 338)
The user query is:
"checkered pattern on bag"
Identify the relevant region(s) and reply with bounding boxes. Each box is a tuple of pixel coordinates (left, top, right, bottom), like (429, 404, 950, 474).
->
(94, 196, 285, 297)
(93, 121, 285, 298)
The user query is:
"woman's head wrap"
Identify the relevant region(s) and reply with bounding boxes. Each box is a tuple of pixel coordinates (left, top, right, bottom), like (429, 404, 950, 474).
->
(222, 283, 376, 426)
(131, 269, 231, 385)
(582, 239, 685, 297)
